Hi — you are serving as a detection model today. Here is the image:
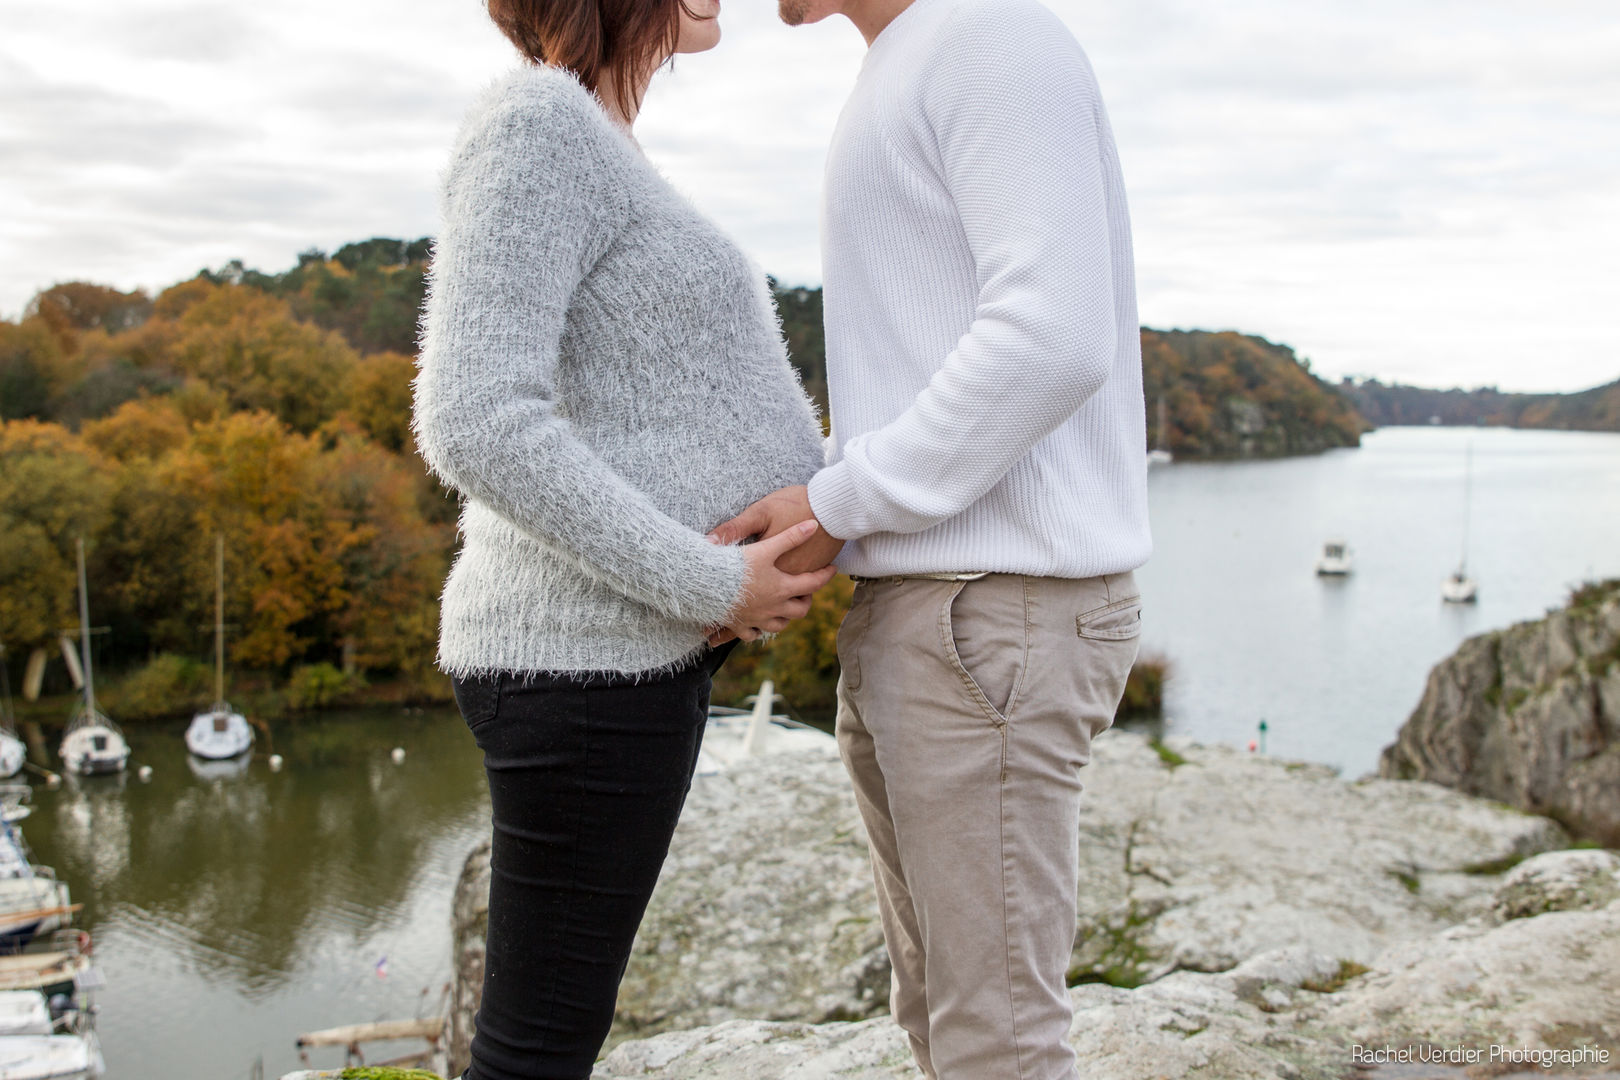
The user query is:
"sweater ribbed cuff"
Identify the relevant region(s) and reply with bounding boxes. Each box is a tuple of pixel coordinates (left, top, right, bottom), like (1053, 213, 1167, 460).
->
(807, 462, 865, 542)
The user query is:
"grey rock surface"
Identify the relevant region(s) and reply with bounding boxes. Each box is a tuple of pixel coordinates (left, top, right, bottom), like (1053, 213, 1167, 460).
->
(596, 902, 1620, 1080)
(435, 728, 1569, 1077)
(1380, 580, 1620, 846)
(1490, 847, 1620, 921)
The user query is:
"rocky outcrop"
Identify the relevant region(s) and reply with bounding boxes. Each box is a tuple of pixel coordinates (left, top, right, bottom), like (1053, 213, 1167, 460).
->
(432, 730, 1569, 1077)
(1490, 848, 1620, 921)
(442, 840, 489, 1074)
(597, 894, 1620, 1079)
(1380, 579, 1620, 845)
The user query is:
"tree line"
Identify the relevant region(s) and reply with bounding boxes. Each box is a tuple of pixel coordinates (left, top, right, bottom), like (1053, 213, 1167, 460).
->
(8, 237, 1373, 719)
(1339, 376, 1620, 432)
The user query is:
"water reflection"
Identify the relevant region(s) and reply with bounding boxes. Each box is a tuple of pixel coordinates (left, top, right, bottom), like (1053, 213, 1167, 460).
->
(20, 705, 490, 1078)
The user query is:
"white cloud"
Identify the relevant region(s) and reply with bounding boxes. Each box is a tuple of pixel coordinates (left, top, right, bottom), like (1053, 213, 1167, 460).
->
(0, 0, 1615, 392)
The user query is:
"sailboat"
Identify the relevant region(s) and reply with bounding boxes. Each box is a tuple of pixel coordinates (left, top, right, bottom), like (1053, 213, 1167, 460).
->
(0, 986, 106, 1079)
(57, 539, 130, 777)
(1147, 396, 1174, 467)
(1315, 539, 1353, 576)
(1442, 442, 1479, 604)
(184, 536, 254, 760)
(0, 647, 25, 780)
(698, 680, 834, 776)
(0, 816, 72, 952)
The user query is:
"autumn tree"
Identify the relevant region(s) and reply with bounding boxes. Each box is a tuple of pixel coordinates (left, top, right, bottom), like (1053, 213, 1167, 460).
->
(167, 284, 359, 435)
(0, 420, 112, 650)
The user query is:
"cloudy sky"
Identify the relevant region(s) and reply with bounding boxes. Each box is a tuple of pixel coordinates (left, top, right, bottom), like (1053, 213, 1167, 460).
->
(2, 0, 1616, 392)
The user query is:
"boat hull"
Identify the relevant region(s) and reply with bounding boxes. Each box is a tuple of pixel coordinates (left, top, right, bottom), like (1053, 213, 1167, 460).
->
(183, 710, 254, 760)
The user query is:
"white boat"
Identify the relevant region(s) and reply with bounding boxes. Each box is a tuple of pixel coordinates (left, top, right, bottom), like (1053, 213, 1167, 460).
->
(184, 707, 252, 761)
(1442, 442, 1479, 604)
(57, 542, 128, 779)
(1315, 540, 1353, 576)
(0, 816, 74, 952)
(0, 875, 72, 950)
(0, 740, 23, 786)
(0, 650, 24, 781)
(0, 935, 95, 994)
(55, 711, 125, 780)
(698, 680, 835, 776)
(0, 785, 27, 827)
(0, 990, 104, 1079)
(1441, 572, 1478, 604)
(184, 536, 254, 761)
(0, 1032, 103, 1080)
(0, 815, 39, 879)
(0, 991, 53, 1037)
(1147, 396, 1174, 467)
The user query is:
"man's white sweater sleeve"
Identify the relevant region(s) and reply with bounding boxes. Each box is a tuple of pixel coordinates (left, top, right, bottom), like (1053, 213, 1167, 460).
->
(807, 5, 1118, 541)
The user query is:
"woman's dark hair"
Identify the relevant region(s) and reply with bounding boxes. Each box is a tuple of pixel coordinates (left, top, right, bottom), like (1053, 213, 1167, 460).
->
(487, 0, 706, 122)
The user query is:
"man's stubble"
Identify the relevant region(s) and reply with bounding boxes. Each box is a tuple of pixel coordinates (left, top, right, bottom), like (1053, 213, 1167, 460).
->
(777, 0, 810, 26)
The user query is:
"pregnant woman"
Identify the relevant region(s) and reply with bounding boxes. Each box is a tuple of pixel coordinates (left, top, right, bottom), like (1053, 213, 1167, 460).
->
(409, 1, 832, 1076)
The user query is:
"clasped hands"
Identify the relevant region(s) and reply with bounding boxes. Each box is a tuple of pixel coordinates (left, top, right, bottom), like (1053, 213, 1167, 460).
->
(701, 485, 845, 646)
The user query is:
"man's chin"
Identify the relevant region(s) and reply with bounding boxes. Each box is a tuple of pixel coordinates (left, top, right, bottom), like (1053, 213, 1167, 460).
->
(777, 0, 811, 26)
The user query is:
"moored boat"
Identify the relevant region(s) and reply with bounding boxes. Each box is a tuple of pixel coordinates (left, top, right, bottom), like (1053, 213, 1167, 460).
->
(56, 541, 128, 779)
(699, 681, 834, 775)
(184, 536, 255, 761)
(1315, 539, 1353, 576)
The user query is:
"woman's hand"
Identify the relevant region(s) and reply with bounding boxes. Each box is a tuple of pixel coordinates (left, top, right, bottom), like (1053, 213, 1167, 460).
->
(706, 519, 838, 644)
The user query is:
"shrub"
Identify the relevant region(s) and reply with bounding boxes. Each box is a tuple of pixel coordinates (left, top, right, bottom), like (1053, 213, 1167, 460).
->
(104, 653, 212, 720)
(286, 662, 368, 710)
(1117, 653, 1170, 717)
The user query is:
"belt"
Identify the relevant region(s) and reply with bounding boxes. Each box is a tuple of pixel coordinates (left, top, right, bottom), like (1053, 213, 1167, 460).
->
(849, 571, 992, 583)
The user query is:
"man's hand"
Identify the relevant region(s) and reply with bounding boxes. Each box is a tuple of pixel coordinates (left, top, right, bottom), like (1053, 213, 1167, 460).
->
(707, 485, 845, 574)
(700, 485, 846, 647)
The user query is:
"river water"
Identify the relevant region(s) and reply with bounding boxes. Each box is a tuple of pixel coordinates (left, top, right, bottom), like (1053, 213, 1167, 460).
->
(14, 424, 1620, 1079)
(1134, 426, 1620, 777)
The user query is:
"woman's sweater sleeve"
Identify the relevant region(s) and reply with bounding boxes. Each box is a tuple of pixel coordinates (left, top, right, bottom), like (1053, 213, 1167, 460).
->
(410, 85, 749, 629)
(806, 3, 1118, 540)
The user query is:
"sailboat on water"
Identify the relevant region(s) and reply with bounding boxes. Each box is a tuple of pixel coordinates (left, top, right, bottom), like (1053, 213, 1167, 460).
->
(184, 536, 254, 760)
(1147, 396, 1174, 467)
(1442, 442, 1480, 604)
(57, 539, 130, 777)
(0, 647, 26, 780)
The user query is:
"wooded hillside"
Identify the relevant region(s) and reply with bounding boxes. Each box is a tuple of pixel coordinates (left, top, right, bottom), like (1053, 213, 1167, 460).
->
(1339, 376, 1620, 432)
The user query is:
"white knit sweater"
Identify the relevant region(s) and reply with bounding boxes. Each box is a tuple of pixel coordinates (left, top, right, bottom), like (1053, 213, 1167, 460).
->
(806, 0, 1153, 578)
(412, 63, 826, 679)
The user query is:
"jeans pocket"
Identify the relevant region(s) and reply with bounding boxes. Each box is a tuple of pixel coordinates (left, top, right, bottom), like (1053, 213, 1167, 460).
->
(452, 673, 503, 733)
(1076, 595, 1143, 641)
(939, 577, 1027, 724)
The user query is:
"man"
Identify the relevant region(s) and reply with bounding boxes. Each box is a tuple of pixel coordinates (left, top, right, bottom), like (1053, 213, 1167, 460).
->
(707, 0, 1151, 1074)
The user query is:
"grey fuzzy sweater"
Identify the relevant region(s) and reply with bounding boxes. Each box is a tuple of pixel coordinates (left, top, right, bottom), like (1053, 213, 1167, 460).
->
(411, 63, 826, 679)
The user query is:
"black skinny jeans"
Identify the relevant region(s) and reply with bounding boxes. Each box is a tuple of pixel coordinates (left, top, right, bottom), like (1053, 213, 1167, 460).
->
(451, 638, 738, 1080)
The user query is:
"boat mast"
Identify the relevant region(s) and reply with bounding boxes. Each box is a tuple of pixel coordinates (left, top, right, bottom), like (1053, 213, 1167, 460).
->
(76, 536, 95, 717)
(1459, 442, 1473, 574)
(215, 533, 225, 706)
(0, 643, 12, 730)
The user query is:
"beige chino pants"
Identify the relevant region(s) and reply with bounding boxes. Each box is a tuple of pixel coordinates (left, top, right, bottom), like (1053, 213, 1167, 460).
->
(835, 570, 1142, 1080)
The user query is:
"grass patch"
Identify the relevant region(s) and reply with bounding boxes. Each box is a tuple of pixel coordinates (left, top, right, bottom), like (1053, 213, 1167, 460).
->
(1387, 868, 1421, 894)
(1460, 852, 1529, 875)
(1148, 737, 1190, 770)
(1068, 903, 1158, 989)
(1566, 579, 1620, 613)
(339, 1070, 443, 1080)
(1301, 959, 1372, 994)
